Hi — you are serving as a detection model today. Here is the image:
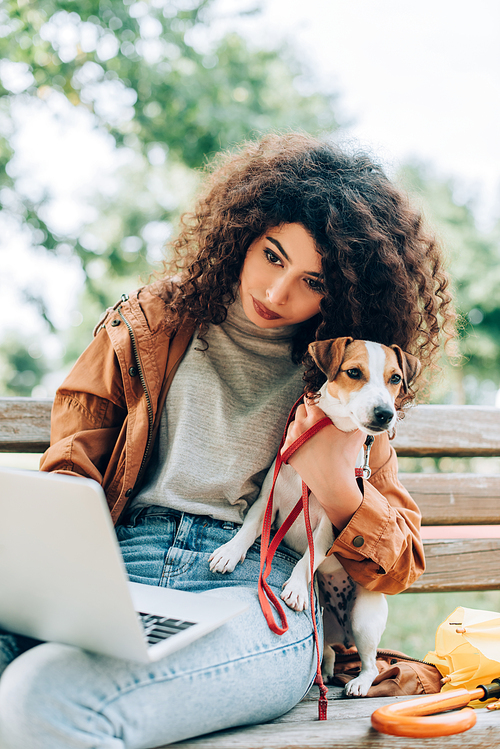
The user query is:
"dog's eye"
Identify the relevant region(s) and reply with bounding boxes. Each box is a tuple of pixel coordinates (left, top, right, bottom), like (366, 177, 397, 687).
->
(346, 368, 361, 379)
(390, 374, 402, 385)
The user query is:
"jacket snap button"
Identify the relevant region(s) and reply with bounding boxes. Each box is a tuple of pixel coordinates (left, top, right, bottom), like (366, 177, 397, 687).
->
(129, 366, 137, 377)
(352, 535, 365, 548)
(111, 319, 121, 327)
(125, 488, 133, 497)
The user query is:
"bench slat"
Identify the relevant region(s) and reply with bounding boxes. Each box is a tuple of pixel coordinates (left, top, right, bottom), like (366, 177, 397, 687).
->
(393, 404, 500, 457)
(410, 539, 500, 592)
(2, 400, 500, 457)
(0, 397, 52, 453)
(401, 473, 500, 525)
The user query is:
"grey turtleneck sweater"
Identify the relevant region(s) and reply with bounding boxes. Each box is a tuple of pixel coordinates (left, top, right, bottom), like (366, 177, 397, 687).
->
(131, 293, 306, 523)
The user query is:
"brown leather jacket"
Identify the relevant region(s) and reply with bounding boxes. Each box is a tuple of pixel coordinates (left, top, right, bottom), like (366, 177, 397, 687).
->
(40, 280, 425, 595)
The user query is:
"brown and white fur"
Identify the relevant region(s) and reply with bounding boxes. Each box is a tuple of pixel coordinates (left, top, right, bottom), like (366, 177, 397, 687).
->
(209, 337, 420, 697)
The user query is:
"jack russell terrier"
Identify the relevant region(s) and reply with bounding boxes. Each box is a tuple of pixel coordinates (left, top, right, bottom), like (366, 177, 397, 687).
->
(209, 337, 420, 697)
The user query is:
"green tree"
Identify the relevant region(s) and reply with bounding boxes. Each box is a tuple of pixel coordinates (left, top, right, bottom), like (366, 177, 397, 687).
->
(0, 0, 338, 300)
(399, 164, 500, 404)
(0, 0, 339, 395)
(0, 334, 50, 396)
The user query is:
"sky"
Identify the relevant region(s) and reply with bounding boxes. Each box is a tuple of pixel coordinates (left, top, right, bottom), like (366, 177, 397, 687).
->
(213, 0, 500, 230)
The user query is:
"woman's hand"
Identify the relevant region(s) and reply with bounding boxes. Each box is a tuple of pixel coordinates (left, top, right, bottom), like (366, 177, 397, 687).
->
(282, 399, 365, 530)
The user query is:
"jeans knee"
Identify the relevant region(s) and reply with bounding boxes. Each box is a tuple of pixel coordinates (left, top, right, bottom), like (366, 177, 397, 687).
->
(0, 643, 119, 749)
(0, 644, 68, 745)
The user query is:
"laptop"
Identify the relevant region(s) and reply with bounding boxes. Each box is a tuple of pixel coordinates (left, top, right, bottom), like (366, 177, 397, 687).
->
(0, 467, 248, 663)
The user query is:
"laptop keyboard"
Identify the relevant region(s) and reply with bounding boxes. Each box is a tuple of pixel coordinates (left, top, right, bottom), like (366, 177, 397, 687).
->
(138, 612, 197, 645)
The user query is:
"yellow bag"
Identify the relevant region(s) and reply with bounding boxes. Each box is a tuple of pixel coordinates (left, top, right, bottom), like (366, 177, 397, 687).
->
(425, 606, 500, 702)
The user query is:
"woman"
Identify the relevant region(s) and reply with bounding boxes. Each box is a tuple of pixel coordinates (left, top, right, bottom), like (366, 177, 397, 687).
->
(0, 133, 454, 749)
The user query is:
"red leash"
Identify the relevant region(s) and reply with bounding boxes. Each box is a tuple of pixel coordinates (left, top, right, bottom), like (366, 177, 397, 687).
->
(257, 397, 331, 720)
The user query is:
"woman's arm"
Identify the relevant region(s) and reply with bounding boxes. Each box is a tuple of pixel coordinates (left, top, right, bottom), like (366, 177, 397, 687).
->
(282, 401, 424, 594)
(282, 400, 365, 528)
(39, 323, 129, 483)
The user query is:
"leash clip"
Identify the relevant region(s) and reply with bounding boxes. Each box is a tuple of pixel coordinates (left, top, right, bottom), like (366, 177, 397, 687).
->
(361, 435, 374, 479)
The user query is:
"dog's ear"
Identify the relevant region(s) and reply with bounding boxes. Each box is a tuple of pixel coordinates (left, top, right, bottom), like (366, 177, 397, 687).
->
(308, 337, 353, 380)
(390, 345, 421, 393)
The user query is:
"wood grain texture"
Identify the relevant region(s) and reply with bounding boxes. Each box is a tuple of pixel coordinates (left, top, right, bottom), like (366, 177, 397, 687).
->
(2, 399, 500, 458)
(410, 539, 500, 592)
(393, 405, 500, 457)
(165, 689, 500, 749)
(400, 474, 500, 525)
(0, 397, 52, 452)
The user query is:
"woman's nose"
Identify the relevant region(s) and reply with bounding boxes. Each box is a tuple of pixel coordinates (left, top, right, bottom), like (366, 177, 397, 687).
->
(266, 276, 290, 305)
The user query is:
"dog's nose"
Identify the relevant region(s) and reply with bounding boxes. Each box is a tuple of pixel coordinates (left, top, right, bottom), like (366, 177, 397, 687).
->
(373, 406, 394, 426)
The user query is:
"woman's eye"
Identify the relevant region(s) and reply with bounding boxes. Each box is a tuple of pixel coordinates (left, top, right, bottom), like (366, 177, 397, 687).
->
(346, 368, 361, 379)
(390, 373, 402, 385)
(306, 277, 324, 293)
(264, 249, 281, 265)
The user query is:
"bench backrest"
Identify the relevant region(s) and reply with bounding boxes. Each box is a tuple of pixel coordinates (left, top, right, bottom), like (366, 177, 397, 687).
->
(1, 397, 500, 593)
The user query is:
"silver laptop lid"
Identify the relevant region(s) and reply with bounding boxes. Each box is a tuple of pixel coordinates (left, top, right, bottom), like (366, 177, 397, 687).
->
(0, 468, 152, 660)
(0, 468, 248, 662)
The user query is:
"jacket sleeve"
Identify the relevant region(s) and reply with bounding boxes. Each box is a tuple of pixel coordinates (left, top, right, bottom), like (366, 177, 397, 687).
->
(326, 433, 425, 594)
(39, 321, 128, 485)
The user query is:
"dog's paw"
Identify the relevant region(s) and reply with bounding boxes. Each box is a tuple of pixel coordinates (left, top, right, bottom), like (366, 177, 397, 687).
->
(280, 580, 308, 611)
(321, 668, 335, 685)
(321, 648, 336, 683)
(343, 670, 377, 698)
(208, 543, 245, 574)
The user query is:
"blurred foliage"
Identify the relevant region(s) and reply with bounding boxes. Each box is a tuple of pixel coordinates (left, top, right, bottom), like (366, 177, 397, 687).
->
(0, 2, 498, 403)
(381, 589, 500, 660)
(0, 0, 339, 395)
(0, 0, 336, 167)
(0, 334, 49, 396)
(0, 0, 338, 287)
(399, 164, 500, 404)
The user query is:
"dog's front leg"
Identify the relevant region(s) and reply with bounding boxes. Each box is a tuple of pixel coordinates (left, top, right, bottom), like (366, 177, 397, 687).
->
(321, 642, 337, 683)
(344, 588, 388, 697)
(280, 513, 333, 611)
(209, 461, 276, 574)
(280, 550, 313, 611)
(208, 495, 266, 573)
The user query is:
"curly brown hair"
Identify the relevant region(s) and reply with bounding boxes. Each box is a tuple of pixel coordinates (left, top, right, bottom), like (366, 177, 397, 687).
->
(162, 132, 455, 396)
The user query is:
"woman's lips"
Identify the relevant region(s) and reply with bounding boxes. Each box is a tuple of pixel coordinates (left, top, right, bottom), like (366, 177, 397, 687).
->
(251, 296, 283, 320)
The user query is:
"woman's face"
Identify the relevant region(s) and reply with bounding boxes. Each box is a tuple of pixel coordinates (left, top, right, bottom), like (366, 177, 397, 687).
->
(239, 223, 324, 328)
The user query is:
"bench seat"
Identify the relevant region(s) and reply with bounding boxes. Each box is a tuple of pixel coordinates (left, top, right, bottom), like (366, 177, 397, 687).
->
(167, 686, 500, 748)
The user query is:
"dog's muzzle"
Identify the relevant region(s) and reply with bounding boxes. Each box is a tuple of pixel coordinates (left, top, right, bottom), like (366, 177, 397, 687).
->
(373, 406, 394, 426)
(363, 406, 395, 433)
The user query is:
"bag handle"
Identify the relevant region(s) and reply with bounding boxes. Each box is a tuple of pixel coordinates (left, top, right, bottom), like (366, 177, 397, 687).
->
(371, 687, 486, 737)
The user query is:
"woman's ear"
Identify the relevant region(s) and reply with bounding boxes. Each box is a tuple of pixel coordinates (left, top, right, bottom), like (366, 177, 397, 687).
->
(308, 337, 353, 380)
(390, 345, 421, 392)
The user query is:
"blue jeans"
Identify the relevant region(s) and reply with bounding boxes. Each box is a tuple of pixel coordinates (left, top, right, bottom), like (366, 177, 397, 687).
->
(0, 507, 321, 749)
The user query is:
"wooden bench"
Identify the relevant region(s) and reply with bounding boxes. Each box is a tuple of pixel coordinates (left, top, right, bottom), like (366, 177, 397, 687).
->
(2, 397, 500, 747)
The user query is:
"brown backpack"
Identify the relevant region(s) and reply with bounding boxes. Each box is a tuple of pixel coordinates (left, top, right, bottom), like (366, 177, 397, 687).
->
(330, 646, 442, 696)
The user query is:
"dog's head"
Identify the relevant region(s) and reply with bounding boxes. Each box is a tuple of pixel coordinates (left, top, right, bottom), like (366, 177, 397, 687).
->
(308, 337, 421, 435)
